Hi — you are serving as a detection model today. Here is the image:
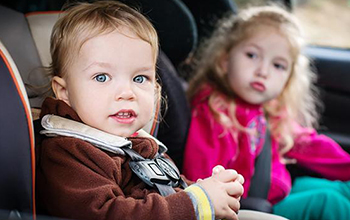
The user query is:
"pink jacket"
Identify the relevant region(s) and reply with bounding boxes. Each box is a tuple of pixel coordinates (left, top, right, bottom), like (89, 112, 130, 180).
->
(183, 87, 350, 204)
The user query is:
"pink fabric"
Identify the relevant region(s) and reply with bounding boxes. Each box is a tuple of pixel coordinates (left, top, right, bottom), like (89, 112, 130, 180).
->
(183, 87, 350, 204)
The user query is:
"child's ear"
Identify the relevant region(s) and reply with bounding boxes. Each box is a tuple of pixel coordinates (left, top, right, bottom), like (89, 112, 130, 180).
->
(52, 76, 70, 106)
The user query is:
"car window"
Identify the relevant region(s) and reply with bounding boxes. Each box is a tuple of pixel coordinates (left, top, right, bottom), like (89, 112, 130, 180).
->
(234, 0, 350, 49)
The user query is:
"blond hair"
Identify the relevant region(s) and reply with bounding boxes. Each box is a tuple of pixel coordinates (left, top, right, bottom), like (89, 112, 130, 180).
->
(188, 5, 320, 156)
(49, 0, 159, 78)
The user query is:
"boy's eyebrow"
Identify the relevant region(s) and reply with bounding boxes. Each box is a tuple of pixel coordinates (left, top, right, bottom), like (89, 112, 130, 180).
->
(134, 66, 155, 74)
(83, 61, 111, 71)
(83, 62, 155, 73)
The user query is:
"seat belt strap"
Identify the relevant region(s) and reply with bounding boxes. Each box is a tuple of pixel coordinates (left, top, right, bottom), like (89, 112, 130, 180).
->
(154, 183, 176, 196)
(248, 128, 271, 199)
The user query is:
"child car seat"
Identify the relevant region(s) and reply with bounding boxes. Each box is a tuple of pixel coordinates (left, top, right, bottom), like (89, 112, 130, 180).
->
(0, 40, 36, 219)
(156, 51, 191, 170)
(181, 0, 237, 45)
(120, 0, 198, 70)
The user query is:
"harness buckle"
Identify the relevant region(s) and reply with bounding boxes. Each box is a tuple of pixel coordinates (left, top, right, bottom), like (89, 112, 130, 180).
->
(129, 160, 170, 187)
(129, 157, 181, 188)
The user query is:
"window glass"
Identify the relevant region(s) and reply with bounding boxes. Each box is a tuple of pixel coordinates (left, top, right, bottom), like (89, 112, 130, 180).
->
(234, 0, 350, 49)
(293, 0, 350, 49)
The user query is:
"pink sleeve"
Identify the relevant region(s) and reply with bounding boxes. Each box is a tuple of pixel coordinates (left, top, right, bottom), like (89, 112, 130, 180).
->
(287, 123, 350, 181)
(182, 102, 238, 181)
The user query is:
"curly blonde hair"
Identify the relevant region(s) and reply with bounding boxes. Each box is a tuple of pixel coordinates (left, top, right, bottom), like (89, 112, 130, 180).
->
(187, 5, 320, 155)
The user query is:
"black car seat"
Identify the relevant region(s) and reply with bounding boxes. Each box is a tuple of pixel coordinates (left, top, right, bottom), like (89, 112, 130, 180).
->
(179, 0, 237, 80)
(181, 0, 237, 46)
(0, 40, 36, 219)
(156, 51, 191, 170)
(120, 0, 198, 70)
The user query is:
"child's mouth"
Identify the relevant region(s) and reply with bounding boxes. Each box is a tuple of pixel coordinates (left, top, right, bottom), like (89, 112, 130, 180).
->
(250, 82, 266, 92)
(110, 110, 136, 124)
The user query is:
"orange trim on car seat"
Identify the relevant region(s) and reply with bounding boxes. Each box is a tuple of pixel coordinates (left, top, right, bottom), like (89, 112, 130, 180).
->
(150, 100, 161, 136)
(25, 10, 63, 17)
(0, 50, 36, 219)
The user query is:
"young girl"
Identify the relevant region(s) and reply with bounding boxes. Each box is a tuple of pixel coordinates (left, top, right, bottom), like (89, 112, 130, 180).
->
(35, 1, 248, 220)
(182, 5, 350, 220)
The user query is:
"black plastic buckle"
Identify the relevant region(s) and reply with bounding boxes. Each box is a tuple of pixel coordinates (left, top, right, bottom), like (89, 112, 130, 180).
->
(129, 157, 181, 188)
(155, 157, 181, 185)
(129, 160, 170, 187)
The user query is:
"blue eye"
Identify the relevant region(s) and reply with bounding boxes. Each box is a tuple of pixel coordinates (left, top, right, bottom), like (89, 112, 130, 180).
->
(247, 52, 258, 59)
(133, 75, 147, 84)
(94, 74, 110, 82)
(274, 63, 287, 71)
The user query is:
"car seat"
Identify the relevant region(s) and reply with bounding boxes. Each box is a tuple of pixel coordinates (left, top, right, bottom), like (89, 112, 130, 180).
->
(119, 0, 198, 70)
(181, 0, 237, 47)
(178, 0, 237, 81)
(0, 40, 36, 219)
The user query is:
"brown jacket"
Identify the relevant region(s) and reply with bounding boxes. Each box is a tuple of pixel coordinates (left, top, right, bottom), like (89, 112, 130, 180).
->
(36, 98, 196, 220)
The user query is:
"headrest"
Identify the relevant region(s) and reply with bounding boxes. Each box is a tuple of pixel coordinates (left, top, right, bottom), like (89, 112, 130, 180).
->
(26, 12, 62, 68)
(0, 40, 36, 217)
(4, 0, 198, 69)
(182, 0, 237, 43)
(120, 0, 198, 68)
(0, 5, 49, 108)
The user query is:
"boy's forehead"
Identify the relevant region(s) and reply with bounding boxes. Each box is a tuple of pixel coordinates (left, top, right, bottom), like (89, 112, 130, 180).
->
(67, 29, 156, 73)
(73, 26, 157, 62)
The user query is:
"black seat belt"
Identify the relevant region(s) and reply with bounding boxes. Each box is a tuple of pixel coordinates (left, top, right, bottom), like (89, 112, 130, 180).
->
(248, 127, 272, 199)
(240, 128, 272, 213)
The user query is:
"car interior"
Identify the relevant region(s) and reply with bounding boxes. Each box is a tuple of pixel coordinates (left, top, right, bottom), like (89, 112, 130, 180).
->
(0, 0, 350, 219)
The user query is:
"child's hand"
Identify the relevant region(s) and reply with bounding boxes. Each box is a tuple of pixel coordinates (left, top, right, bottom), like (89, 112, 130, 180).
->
(212, 165, 245, 185)
(197, 168, 244, 220)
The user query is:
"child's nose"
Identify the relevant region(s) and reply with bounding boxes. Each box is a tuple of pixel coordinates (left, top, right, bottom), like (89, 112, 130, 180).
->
(116, 82, 136, 101)
(256, 61, 269, 78)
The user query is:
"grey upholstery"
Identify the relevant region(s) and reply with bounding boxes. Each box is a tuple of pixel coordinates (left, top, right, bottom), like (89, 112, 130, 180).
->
(0, 5, 49, 108)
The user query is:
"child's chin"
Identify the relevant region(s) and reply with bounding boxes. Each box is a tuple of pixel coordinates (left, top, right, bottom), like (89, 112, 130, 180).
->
(102, 128, 131, 137)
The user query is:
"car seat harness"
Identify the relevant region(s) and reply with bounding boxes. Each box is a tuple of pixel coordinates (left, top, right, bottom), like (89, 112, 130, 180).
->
(123, 146, 187, 196)
(40, 114, 187, 197)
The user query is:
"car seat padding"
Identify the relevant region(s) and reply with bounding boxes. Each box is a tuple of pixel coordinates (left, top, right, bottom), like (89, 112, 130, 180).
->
(0, 40, 36, 217)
